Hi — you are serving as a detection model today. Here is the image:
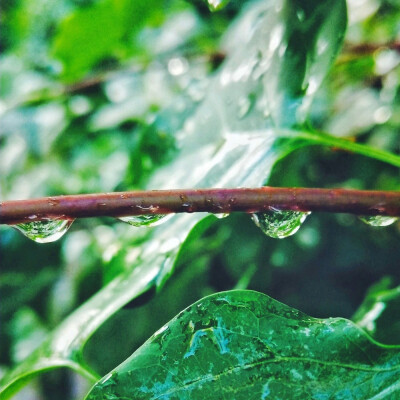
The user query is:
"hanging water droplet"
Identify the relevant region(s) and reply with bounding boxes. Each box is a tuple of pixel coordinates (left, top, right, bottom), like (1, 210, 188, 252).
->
(207, 0, 230, 12)
(14, 219, 74, 243)
(251, 208, 310, 239)
(213, 213, 229, 219)
(119, 214, 170, 227)
(359, 215, 398, 227)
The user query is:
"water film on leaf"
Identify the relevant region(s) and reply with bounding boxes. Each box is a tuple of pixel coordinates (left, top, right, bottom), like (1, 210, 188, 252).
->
(86, 290, 400, 399)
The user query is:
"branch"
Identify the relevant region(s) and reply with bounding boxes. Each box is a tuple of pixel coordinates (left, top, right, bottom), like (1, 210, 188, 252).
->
(1, 187, 400, 225)
(343, 41, 400, 55)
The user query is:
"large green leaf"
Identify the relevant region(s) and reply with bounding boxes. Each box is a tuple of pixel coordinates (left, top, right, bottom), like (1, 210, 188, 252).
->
(8, 0, 400, 397)
(86, 290, 400, 399)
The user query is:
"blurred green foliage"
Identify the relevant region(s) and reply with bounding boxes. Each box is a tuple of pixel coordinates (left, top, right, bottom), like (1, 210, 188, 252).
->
(1, 0, 400, 398)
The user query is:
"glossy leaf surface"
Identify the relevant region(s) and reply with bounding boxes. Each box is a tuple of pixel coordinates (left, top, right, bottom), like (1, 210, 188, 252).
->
(353, 278, 400, 346)
(86, 290, 400, 399)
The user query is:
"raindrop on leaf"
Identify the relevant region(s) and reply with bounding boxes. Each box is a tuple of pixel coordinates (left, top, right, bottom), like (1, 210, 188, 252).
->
(359, 215, 398, 227)
(251, 208, 310, 239)
(14, 219, 74, 243)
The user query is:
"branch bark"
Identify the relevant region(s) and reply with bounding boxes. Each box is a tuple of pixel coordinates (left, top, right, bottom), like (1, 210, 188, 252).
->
(1, 187, 400, 225)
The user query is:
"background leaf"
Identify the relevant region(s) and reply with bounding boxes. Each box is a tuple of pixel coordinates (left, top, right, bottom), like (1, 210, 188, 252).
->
(52, 0, 162, 82)
(86, 290, 400, 399)
(353, 278, 400, 346)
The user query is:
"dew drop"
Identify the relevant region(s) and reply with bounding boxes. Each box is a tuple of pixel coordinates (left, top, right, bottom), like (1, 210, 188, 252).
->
(251, 208, 310, 239)
(359, 215, 398, 227)
(14, 219, 74, 243)
(119, 214, 170, 227)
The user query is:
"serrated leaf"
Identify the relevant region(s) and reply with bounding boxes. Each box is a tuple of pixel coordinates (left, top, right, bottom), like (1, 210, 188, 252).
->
(86, 290, 400, 399)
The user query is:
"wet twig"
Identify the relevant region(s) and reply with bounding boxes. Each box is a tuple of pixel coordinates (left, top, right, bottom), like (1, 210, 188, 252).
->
(1, 187, 399, 225)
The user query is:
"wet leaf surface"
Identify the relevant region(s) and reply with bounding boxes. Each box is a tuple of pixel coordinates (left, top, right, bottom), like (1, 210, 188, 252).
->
(86, 290, 400, 399)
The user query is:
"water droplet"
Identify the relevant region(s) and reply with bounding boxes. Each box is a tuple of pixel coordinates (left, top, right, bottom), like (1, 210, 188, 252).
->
(207, 0, 230, 12)
(119, 214, 169, 227)
(213, 213, 229, 219)
(14, 219, 74, 243)
(182, 203, 194, 213)
(168, 57, 188, 76)
(237, 93, 256, 119)
(251, 208, 310, 239)
(359, 215, 398, 227)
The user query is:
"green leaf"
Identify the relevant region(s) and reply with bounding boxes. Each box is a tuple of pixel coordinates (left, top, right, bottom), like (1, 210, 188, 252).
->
(353, 278, 400, 346)
(86, 290, 400, 399)
(52, 0, 161, 82)
(8, 308, 48, 364)
(276, 129, 400, 168)
(272, 0, 347, 127)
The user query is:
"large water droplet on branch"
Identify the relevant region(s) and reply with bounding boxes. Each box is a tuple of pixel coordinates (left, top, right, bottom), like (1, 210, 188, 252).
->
(14, 219, 74, 243)
(119, 214, 170, 227)
(359, 215, 398, 227)
(251, 208, 310, 239)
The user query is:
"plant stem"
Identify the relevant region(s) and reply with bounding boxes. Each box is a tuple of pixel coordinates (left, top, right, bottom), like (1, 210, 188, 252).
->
(1, 187, 400, 225)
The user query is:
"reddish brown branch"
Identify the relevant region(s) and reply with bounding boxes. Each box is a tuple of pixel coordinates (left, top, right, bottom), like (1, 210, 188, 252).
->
(1, 187, 400, 225)
(343, 41, 400, 56)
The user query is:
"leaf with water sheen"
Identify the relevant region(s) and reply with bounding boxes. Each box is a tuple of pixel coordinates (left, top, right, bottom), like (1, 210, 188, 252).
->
(353, 279, 400, 346)
(6, 0, 400, 397)
(86, 290, 400, 399)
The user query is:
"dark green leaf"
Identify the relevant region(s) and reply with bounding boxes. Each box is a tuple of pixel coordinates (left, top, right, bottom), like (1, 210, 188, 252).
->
(353, 278, 400, 346)
(86, 290, 400, 399)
